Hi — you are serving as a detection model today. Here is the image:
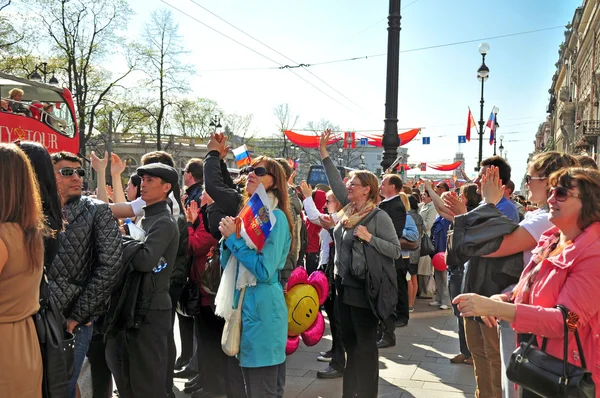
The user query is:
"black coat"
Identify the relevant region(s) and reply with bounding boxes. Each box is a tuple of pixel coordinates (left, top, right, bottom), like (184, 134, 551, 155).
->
(49, 196, 124, 323)
(379, 196, 407, 270)
(204, 151, 242, 240)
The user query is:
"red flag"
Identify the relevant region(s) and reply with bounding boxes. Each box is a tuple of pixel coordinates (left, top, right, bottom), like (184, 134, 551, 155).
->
(466, 108, 476, 142)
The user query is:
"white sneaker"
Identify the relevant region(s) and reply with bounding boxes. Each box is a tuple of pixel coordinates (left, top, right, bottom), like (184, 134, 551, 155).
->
(429, 301, 441, 306)
(439, 305, 450, 310)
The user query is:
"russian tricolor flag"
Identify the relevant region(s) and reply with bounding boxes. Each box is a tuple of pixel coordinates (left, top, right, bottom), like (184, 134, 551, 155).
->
(486, 109, 496, 145)
(238, 183, 277, 252)
(232, 145, 251, 167)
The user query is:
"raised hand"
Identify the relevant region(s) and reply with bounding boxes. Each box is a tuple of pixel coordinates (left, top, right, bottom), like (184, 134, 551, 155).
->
(288, 170, 297, 186)
(300, 180, 313, 199)
(319, 128, 333, 159)
(319, 214, 337, 230)
(443, 192, 467, 216)
(186, 200, 199, 224)
(90, 151, 108, 172)
(481, 166, 504, 205)
(111, 152, 126, 176)
(207, 132, 226, 154)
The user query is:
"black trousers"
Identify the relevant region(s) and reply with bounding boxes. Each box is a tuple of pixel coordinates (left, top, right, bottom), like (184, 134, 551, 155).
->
(323, 284, 345, 371)
(305, 252, 319, 275)
(241, 363, 286, 398)
(194, 306, 227, 395)
(177, 312, 195, 363)
(106, 309, 171, 398)
(381, 260, 410, 342)
(86, 334, 113, 398)
(228, 356, 247, 398)
(338, 300, 379, 398)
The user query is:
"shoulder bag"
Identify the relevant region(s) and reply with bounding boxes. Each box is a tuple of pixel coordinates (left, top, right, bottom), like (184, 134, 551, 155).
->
(506, 305, 595, 398)
(400, 237, 419, 251)
(221, 286, 246, 357)
(176, 253, 202, 317)
(201, 244, 222, 295)
(348, 209, 381, 279)
(420, 233, 435, 257)
(34, 269, 75, 398)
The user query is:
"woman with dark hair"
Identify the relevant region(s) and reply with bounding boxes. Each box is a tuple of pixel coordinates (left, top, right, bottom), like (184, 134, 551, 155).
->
(216, 156, 293, 397)
(319, 130, 401, 397)
(125, 173, 142, 201)
(455, 167, 600, 397)
(18, 141, 63, 266)
(0, 143, 48, 397)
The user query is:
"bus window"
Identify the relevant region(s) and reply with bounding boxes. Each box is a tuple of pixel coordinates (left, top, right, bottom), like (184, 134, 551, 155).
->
(49, 102, 75, 138)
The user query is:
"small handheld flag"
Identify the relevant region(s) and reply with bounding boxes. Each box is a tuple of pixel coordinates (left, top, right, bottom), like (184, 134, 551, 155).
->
(232, 145, 251, 168)
(237, 184, 277, 252)
(466, 108, 476, 142)
(486, 110, 496, 145)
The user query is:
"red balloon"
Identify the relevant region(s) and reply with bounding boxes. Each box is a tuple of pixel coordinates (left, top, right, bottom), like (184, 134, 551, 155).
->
(432, 252, 447, 272)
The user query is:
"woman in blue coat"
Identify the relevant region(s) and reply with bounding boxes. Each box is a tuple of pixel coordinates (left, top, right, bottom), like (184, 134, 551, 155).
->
(218, 156, 293, 398)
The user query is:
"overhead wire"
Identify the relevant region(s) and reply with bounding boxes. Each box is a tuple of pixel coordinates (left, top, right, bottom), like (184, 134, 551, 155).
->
(184, 0, 374, 116)
(159, 0, 364, 115)
(197, 25, 564, 72)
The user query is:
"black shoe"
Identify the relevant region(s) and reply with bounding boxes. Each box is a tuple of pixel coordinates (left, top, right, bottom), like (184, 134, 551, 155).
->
(184, 375, 203, 394)
(173, 367, 198, 379)
(191, 388, 223, 398)
(395, 320, 408, 328)
(377, 339, 396, 349)
(166, 393, 176, 398)
(317, 366, 344, 379)
(175, 356, 191, 370)
(185, 374, 201, 388)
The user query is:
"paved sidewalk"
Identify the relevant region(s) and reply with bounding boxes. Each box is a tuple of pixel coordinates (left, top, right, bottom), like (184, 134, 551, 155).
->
(80, 298, 476, 397)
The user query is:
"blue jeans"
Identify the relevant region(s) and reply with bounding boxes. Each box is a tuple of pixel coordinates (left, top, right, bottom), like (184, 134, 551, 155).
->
(68, 323, 94, 398)
(448, 268, 471, 358)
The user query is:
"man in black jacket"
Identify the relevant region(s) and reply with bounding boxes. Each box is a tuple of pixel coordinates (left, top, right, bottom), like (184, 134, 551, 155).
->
(106, 163, 180, 398)
(51, 151, 124, 398)
(377, 174, 407, 348)
(183, 158, 204, 208)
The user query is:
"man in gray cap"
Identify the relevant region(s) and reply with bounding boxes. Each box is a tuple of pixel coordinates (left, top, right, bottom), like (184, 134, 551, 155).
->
(106, 162, 181, 398)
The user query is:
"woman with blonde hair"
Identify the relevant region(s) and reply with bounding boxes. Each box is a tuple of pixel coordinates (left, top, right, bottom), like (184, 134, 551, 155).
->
(0, 143, 48, 397)
(319, 130, 401, 396)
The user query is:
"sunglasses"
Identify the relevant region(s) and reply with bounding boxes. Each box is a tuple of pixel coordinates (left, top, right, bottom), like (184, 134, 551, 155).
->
(548, 186, 579, 202)
(241, 166, 271, 177)
(525, 175, 546, 184)
(57, 167, 85, 177)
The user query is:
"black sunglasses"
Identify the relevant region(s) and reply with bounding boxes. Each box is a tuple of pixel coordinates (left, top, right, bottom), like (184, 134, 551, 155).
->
(548, 186, 579, 202)
(57, 167, 85, 177)
(241, 166, 271, 177)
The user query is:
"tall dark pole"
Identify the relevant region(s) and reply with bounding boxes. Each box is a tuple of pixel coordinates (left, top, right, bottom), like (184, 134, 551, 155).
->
(493, 112, 499, 155)
(477, 57, 486, 171)
(381, 0, 402, 172)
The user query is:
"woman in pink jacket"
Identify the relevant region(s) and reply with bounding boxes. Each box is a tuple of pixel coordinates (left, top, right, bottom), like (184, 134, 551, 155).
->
(454, 167, 600, 397)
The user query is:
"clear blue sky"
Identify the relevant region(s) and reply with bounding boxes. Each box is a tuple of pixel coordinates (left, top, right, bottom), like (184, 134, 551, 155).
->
(125, 0, 581, 183)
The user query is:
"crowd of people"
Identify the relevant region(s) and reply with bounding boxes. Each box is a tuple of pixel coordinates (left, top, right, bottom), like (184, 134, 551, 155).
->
(1, 88, 67, 131)
(1, 129, 600, 398)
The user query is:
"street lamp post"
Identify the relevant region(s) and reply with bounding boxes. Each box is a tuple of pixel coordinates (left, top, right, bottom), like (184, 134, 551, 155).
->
(476, 43, 490, 171)
(209, 114, 222, 134)
(499, 135, 505, 158)
(29, 62, 59, 85)
(493, 107, 499, 156)
(338, 147, 344, 167)
(360, 154, 366, 169)
(381, 0, 402, 171)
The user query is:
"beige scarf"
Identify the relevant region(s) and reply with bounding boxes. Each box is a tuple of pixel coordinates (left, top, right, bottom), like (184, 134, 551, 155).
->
(338, 200, 377, 228)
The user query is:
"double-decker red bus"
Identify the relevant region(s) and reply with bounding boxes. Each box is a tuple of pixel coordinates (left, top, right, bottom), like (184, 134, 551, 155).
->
(0, 71, 79, 153)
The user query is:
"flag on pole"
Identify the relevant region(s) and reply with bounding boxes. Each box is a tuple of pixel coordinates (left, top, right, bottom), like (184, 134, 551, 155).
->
(466, 108, 476, 142)
(232, 145, 251, 168)
(238, 183, 277, 252)
(486, 110, 496, 145)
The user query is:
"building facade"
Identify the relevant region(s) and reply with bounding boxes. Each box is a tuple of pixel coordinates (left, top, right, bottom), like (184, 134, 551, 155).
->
(543, 1, 600, 161)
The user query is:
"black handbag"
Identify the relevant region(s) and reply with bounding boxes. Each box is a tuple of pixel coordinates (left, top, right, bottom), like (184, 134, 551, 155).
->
(34, 270, 75, 398)
(201, 244, 222, 296)
(176, 279, 202, 317)
(506, 305, 595, 398)
(419, 233, 435, 257)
